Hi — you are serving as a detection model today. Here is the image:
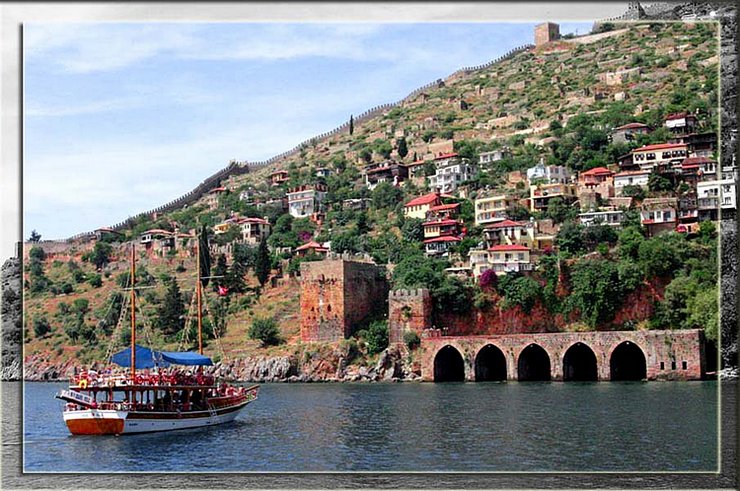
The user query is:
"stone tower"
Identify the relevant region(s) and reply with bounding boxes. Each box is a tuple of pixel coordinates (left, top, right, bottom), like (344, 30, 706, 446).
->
(624, 2, 646, 20)
(534, 22, 560, 46)
(300, 257, 389, 342)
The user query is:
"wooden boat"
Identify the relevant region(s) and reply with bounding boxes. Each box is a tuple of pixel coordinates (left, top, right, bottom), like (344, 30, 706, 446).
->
(57, 243, 259, 435)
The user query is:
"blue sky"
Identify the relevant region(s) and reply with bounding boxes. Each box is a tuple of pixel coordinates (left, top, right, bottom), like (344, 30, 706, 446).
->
(24, 21, 591, 240)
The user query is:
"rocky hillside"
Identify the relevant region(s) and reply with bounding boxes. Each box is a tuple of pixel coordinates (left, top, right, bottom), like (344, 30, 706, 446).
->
(21, 20, 724, 379)
(2, 258, 21, 380)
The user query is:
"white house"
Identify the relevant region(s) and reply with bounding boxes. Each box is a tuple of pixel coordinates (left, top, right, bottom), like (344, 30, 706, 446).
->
(614, 170, 651, 196)
(428, 154, 476, 194)
(287, 184, 327, 218)
(526, 159, 570, 184)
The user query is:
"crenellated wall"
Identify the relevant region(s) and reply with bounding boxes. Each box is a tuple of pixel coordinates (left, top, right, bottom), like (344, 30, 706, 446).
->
(388, 288, 432, 344)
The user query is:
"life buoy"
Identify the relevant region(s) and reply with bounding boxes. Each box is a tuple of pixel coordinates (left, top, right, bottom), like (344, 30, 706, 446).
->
(79, 379, 88, 389)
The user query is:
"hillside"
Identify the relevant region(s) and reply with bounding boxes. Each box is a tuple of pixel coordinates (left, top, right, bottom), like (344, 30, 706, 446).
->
(22, 21, 723, 377)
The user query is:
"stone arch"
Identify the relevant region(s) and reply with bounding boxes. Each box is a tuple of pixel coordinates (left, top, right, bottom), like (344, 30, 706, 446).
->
(562, 342, 598, 381)
(433, 345, 465, 382)
(474, 344, 507, 381)
(609, 341, 647, 381)
(517, 343, 551, 381)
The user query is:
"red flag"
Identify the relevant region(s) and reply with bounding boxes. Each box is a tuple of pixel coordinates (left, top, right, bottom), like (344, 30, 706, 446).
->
(217, 286, 229, 296)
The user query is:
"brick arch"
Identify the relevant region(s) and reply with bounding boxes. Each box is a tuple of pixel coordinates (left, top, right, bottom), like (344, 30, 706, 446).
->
(474, 343, 507, 381)
(516, 342, 553, 381)
(609, 339, 647, 381)
(433, 344, 466, 382)
(561, 341, 599, 381)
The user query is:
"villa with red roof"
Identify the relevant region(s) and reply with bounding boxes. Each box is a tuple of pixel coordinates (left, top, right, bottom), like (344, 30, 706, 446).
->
(482, 219, 554, 251)
(474, 194, 516, 226)
(423, 235, 461, 257)
(403, 191, 445, 219)
(664, 112, 698, 135)
(611, 122, 650, 144)
(631, 142, 688, 171)
(577, 167, 615, 206)
(422, 218, 463, 240)
(469, 244, 533, 277)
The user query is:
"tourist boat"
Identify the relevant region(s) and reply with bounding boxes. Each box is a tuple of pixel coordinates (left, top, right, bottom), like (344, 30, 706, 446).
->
(56, 243, 259, 435)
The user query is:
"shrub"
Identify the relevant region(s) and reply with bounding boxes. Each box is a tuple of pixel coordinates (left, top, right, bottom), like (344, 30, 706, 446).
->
(59, 282, 74, 295)
(88, 274, 102, 288)
(249, 317, 281, 346)
(33, 316, 51, 338)
(403, 330, 420, 350)
(363, 320, 389, 355)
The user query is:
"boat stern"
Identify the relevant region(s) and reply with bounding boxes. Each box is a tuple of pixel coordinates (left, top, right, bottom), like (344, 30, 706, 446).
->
(63, 409, 126, 435)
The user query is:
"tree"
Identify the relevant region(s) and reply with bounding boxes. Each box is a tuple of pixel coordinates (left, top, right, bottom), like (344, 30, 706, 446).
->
(361, 320, 389, 355)
(648, 173, 673, 193)
(555, 221, 585, 255)
(29, 246, 46, 262)
(91, 242, 113, 269)
(33, 316, 51, 338)
(212, 254, 228, 291)
(349, 114, 354, 135)
(157, 278, 185, 336)
(88, 274, 102, 288)
(225, 259, 247, 294)
(498, 274, 542, 313)
(249, 317, 281, 346)
(397, 138, 408, 159)
(621, 185, 646, 200)
(372, 181, 404, 209)
(254, 238, 271, 287)
(479, 269, 498, 290)
(546, 197, 576, 224)
(568, 259, 624, 328)
(401, 218, 424, 242)
(29, 230, 41, 242)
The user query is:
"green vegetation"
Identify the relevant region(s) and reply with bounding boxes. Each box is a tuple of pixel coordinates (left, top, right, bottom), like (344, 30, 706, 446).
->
(249, 317, 282, 346)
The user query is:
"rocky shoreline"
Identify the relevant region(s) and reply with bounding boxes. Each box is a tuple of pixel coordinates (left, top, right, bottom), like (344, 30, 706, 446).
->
(22, 345, 422, 383)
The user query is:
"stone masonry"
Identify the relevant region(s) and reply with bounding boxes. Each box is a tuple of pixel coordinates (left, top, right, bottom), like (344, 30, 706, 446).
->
(388, 289, 433, 344)
(300, 258, 388, 342)
(419, 329, 706, 382)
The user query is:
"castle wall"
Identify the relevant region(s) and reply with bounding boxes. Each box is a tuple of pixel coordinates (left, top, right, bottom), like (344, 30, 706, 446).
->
(420, 329, 706, 382)
(388, 289, 432, 344)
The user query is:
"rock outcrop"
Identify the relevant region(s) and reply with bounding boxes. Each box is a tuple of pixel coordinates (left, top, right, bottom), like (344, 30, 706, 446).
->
(2, 257, 22, 381)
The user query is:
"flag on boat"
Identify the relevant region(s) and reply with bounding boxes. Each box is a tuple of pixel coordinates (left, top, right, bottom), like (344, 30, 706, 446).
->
(110, 344, 213, 368)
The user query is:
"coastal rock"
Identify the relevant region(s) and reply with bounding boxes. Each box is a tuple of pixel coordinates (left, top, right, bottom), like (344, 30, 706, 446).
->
(1, 257, 22, 381)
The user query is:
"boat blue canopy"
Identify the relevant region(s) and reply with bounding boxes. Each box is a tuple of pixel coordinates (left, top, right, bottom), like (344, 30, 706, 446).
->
(111, 345, 213, 368)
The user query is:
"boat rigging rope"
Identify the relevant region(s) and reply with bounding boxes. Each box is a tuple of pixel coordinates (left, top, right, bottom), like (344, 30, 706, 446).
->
(201, 291, 227, 363)
(104, 274, 132, 363)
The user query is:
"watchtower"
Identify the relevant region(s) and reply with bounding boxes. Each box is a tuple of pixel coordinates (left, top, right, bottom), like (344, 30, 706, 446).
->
(534, 22, 560, 46)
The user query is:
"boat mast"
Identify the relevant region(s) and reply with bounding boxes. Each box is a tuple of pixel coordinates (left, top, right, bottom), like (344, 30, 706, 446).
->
(197, 240, 203, 355)
(130, 243, 136, 381)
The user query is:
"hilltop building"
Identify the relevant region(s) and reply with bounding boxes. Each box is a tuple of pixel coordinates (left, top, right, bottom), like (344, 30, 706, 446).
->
(534, 22, 560, 46)
(287, 184, 327, 219)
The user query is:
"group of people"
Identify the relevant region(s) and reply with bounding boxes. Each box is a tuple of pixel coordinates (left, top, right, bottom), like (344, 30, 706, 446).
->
(71, 367, 217, 388)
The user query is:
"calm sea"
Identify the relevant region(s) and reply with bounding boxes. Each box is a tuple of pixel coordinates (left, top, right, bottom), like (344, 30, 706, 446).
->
(22, 381, 718, 472)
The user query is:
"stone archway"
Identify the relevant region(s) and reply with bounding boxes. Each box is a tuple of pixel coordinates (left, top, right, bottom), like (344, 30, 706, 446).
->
(517, 344, 551, 381)
(562, 342, 598, 381)
(474, 344, 507, 382)
(433, 345, 465, 382)
(610, 341, 647, 381)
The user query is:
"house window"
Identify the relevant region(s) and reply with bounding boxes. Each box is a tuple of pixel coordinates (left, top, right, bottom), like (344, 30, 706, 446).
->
(682, 361, 687, 370)
(660, 362, 665, 370)
(671, 361, 677, 370)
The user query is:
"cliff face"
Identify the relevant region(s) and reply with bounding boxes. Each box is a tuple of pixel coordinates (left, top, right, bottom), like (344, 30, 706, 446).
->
(2, 257, 22, 380)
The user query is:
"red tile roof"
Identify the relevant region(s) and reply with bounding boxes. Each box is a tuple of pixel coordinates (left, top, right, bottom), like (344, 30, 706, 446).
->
(682, 156, 715, 165)
(295, 241, 327, 252)
(423, 236, 462, 244)
(430, 203, 460, 212)
(615, 170, 651, 177)
(209, 187, 226, 193)
(614, 122, 649, 130)
(485, 219, 526, 229)
(405, 192, 442, 207)
(633, 142, 687, 152)
(665, 112, 693, 120)
(142, 229, 172, 235)
(434, 152, 459, 160)
(580, 167, 613, 176)
(489, 244, 529, 252)
(423, 219, 461, 227)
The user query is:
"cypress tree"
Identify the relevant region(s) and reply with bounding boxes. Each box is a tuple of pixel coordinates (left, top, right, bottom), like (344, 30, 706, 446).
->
(349, 115, 354, 135)
(397, 138, 408, 159)
(212, 254, 228, 291)
(255, 238, 271, 287)
(158, 278, 185, 336)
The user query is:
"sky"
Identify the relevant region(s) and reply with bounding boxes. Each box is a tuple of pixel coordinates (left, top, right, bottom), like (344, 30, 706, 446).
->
(23, 21, 594, 241)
